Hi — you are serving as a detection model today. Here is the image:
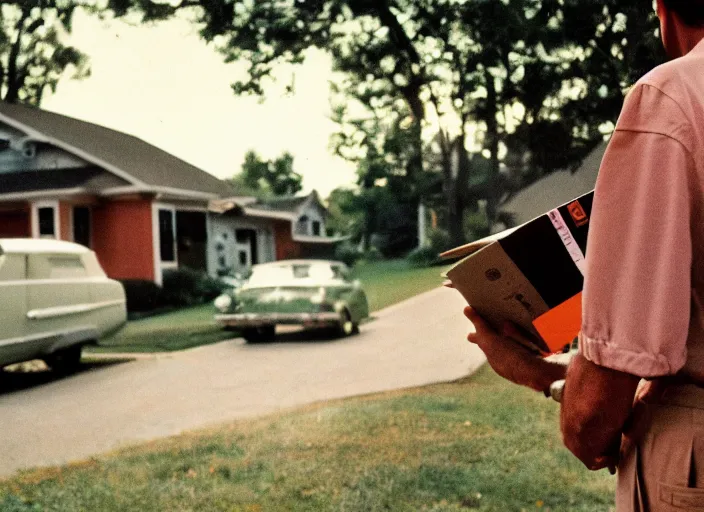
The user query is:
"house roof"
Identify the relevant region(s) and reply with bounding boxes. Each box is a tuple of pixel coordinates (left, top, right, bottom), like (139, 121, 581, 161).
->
(253, 195, 310, 213)
(498, 141, 607, 226)
(229, 191, 326, 221)
(0, 102, 232, 199)
(0, 166, 128, 194)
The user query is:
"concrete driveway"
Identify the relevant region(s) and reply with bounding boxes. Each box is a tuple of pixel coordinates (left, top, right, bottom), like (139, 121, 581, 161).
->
(0, 286, 484, 478)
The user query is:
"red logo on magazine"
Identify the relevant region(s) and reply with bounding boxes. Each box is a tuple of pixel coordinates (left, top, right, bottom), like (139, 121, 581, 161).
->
(567, 200, 588, 227)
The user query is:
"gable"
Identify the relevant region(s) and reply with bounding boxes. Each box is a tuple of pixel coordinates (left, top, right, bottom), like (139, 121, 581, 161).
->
(0, 102, 233, 198)
(0, 122, 90, 174)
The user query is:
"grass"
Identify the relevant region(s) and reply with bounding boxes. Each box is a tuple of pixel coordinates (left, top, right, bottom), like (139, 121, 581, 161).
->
(353, 259, 450, 312)
(88, 304, 236, 354)
(90, 259, 451, 354)
(0, 368, 615, 511)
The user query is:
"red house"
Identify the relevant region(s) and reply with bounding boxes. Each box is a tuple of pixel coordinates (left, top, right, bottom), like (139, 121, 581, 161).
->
(0, 103, 345, 284)
(0, 103, 229, 285)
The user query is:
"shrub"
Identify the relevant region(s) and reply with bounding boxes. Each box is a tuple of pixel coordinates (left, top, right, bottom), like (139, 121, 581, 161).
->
(335, 242, 362, 267)
(407, 228, 452, 268)
(161, 267, 226, 308)
(427, 228, 452, 254)
(406, 246, 442, 268)
(119, 280, 165, 313)
(359, 246, 383, 263)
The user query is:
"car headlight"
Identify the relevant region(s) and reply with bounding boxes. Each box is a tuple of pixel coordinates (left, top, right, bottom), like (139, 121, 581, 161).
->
(214, 294, 233, 312)
(310, 287, 326, 304)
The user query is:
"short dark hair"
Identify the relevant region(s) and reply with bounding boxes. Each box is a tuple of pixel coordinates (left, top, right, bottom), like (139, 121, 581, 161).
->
(663, 0, 704, 27)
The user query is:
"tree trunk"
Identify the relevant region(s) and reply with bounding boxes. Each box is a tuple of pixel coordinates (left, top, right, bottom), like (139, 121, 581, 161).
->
(440, 131, 468, 248)
(484, 70, 501, 234)
(403, 116, 423, 247)
(4, 9, 30, 104)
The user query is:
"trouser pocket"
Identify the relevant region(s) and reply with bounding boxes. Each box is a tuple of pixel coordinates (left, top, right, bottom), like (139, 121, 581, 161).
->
(658, 482, 704, 510)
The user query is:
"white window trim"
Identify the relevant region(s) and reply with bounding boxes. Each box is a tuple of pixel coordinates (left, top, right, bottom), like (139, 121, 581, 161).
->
(152, 202, 178, 286)
(31, 201, 60, 240)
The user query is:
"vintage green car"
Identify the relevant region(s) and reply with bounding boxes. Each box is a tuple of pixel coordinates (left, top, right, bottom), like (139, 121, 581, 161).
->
(214, 260, 369, 343)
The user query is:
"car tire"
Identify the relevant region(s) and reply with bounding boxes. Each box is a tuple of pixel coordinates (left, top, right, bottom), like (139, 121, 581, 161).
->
(243, 325, 276, 344)
(44, 345, 83, 375)
(336, 310, 356, 338)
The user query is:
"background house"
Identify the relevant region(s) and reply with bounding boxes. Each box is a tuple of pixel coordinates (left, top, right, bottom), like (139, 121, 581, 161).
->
(495, 141, 607, 230)
(0, 103, 231, 285)
(208, 191, 346, 276)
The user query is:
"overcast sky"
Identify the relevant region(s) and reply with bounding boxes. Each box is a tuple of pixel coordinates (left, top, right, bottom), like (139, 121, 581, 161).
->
(41, 10, 358, 198)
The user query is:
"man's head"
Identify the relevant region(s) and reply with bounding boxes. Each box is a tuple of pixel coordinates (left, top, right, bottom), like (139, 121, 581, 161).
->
(656, 0, 704, 58)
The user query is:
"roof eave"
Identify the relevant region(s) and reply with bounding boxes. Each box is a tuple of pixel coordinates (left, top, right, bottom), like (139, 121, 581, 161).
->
(100, 186, 218, 201)
(0, 187, 88, 202)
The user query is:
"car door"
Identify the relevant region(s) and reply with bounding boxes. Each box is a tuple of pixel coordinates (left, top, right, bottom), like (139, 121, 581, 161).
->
(26, 252, 92, 343)
(0, 253, 30, 365)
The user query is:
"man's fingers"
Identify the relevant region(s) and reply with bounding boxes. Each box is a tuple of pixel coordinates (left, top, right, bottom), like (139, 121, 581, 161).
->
(443, 280, 455, 289)
(502, 323, 542, 352)
(464, 306, 487, 327)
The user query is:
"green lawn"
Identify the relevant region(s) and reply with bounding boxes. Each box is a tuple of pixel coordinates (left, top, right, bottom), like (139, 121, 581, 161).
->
(353, 259, 450, 312)
(88, 304, 236, 354)
(0, 368, 615, 511)
(90, 259, 450, 354)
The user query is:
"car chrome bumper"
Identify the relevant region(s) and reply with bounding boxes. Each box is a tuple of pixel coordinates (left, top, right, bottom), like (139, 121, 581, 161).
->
(215, 312, 341, 328)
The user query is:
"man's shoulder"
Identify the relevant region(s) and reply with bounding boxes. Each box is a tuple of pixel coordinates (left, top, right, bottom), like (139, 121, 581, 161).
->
(636, 52, 701, 101)
(617, 59, 696, 147)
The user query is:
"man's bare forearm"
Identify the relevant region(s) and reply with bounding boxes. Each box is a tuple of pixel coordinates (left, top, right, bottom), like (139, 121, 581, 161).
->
(559, 353, 640, 469)
(524, 357, 568, 394)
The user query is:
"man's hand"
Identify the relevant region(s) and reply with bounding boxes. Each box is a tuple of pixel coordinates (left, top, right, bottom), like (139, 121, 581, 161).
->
(464, 307, 566, 393)
(560, 353, 640, 472)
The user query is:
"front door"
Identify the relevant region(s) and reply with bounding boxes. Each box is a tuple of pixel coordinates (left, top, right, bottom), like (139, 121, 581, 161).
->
(176, 211, 207, 271)
(234, 229, 258, 272)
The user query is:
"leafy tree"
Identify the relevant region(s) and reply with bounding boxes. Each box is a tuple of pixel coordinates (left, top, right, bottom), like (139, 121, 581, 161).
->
(112, 0, 664, 245)
(330, 86, 423, 252)
(1, 1, 91, 105)
(231, 150, 303, 198)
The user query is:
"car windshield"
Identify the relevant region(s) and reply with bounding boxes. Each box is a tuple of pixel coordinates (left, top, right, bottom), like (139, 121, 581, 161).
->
(245, 263, 347, 288)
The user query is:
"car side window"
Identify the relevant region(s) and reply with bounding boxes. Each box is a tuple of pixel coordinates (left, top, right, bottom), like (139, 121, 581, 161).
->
(48, 256, 87, 279)
(293, 265, 310, 278)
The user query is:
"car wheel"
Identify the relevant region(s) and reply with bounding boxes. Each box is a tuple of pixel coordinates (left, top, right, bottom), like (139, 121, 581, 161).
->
(44, 345, 83, 375)
(337, 310, 356, 338)
(243, 325, 276, 344)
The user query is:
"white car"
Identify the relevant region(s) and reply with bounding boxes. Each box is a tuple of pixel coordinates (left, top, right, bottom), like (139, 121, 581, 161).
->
(0, 239, 127, 373)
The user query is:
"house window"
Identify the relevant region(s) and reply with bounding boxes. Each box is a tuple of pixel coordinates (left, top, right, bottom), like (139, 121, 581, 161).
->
(73, 207, 91, 247)
(296, 215, 309, 235)
(312, 221, 321, 236)
(38, 207, 56, 238)
(158, 209, 176, 263)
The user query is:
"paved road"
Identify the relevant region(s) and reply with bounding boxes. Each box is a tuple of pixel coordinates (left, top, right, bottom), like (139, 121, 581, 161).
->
(0, 287, 484, 477)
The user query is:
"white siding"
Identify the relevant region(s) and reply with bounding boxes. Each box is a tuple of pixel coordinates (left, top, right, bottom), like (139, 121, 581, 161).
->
(0, 122, 89, 173)
(207, 215, 276, 278)
(295, 203, 326, 237)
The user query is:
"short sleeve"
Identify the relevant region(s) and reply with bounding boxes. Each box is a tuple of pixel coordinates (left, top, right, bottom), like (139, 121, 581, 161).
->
(579, 86, 695, 378)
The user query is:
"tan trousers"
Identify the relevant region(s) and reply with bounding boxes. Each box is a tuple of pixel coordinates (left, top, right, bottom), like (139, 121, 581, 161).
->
(617, 383, 704, 511)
